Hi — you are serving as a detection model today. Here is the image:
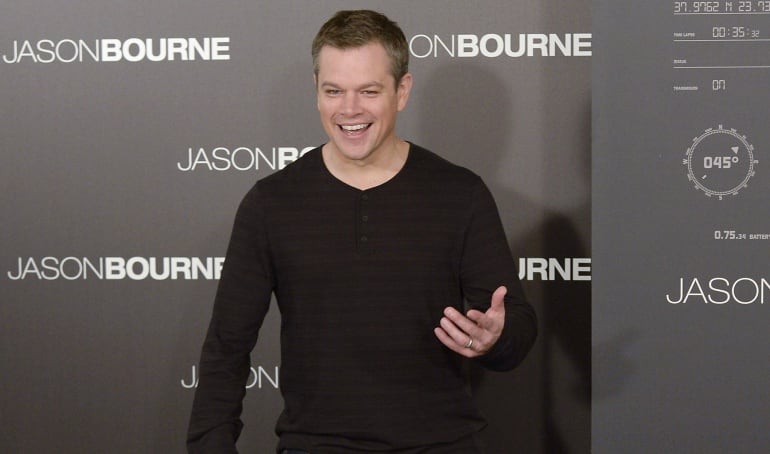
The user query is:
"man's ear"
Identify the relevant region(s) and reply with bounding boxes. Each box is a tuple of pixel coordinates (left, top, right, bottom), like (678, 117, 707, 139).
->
(396, 72, 413, 112)
(314, 74, 320, 111)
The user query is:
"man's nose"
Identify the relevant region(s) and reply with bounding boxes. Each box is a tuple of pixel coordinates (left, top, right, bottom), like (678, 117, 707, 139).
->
(341, 92, 362, 115)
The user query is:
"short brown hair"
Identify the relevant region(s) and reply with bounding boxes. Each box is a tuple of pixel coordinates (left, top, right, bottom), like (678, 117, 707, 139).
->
(312, 10, 409, 84)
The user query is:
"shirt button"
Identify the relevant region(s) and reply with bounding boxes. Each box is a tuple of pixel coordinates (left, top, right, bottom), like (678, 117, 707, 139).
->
(362, 215, 369, 222)
(361, 194, 369, 201)
(360, 236, 368, 242)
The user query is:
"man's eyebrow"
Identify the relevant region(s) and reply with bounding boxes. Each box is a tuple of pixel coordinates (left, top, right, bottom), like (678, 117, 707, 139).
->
(319, 81, 385, 89)
(360, 81, 385, 89)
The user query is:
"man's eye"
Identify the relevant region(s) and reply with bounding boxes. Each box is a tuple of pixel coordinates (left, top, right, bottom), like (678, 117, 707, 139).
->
(326, 89, 341, 95)
(362, 90, 379, 96)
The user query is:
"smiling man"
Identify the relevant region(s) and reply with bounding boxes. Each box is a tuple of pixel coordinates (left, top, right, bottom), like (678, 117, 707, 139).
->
(315, 41, 411, 190)
(187, 10, 537, 454)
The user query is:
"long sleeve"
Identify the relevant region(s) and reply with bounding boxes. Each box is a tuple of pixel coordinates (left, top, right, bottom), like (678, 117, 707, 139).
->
(187, 184, 275, 453)
(460, 179, 537, 371)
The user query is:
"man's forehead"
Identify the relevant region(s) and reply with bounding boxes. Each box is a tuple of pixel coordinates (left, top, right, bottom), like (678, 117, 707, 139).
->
(316, 44, 395, 84)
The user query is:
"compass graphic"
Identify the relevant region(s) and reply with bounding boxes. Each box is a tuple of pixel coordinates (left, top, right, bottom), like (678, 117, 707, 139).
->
(683, 125, 758, 200)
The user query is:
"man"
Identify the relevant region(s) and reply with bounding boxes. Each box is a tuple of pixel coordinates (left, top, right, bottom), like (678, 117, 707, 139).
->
(187, 10, 536, 454)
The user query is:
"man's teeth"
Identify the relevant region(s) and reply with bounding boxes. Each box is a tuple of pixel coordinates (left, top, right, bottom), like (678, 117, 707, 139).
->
(341, 124, 368, 131)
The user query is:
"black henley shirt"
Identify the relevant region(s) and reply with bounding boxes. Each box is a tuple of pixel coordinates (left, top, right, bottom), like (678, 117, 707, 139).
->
(187, 143, 537, 453)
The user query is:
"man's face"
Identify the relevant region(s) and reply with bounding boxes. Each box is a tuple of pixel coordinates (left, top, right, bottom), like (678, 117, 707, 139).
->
(315, 42, 412, 165)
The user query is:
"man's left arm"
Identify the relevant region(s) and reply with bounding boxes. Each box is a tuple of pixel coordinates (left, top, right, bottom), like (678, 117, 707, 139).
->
(433, 178, 537, 371)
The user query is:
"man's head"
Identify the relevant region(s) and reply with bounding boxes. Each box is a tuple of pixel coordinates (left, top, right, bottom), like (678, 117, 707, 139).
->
(312, 10, 409, 86)
(312, 10, 413, 167)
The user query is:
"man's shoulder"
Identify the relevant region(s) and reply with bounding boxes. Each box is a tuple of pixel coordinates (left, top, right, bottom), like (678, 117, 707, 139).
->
(256, 145, 324, 189)
(408, 142, 483, 187)
(237, 146, 323, 206)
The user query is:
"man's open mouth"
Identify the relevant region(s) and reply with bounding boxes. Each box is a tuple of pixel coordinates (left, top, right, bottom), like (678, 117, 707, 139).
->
(339, 123, 372, 134)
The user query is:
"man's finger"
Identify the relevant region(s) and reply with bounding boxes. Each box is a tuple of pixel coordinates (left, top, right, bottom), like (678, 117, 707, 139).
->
(443, 307, 482, 338)
(434, 327, 479, 358)
(466, 286, 506, 329)
(439, 315, 475, 344)
(490, 286, 507, 311)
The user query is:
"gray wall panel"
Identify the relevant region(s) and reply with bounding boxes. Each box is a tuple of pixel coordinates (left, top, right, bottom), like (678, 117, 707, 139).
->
(1, 1, 590, 452)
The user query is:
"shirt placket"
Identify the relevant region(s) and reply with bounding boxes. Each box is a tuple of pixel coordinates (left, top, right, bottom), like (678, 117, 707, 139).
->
(356, 191, 371, 254)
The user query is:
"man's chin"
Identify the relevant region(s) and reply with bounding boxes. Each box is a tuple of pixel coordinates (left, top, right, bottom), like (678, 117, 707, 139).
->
(333, 145, 376, 163)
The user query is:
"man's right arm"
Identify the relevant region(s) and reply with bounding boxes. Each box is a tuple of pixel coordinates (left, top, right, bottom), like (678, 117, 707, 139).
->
(187, 185, 275, 453)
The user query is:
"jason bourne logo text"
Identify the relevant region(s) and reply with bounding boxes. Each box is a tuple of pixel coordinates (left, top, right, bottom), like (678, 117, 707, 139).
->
(2, 37, 230, 64)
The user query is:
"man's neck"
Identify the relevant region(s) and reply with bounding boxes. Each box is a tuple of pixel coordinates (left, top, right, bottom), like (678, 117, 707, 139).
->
(322, 140, 410, 191)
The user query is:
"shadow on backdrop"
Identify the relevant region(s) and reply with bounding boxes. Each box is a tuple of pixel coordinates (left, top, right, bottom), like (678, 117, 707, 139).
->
(417, 61, 592, 453)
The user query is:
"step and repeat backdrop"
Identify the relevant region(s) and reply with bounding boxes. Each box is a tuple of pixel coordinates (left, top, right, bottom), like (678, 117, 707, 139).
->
(594, 1, 770, 453)
(1, 1, 590, 452)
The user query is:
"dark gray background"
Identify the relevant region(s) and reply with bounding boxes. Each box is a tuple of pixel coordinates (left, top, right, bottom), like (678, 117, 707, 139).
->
(593, 1, 770, 452)
(1, 1, 590, 452)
